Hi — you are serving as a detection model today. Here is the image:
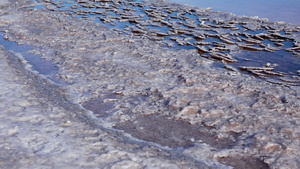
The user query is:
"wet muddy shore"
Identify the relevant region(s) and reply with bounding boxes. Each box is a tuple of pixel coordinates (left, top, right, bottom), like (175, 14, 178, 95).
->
(0, 0, 300, 168)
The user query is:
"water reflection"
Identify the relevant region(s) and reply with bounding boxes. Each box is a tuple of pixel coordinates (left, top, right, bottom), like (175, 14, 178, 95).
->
(0, 31, 64, 84)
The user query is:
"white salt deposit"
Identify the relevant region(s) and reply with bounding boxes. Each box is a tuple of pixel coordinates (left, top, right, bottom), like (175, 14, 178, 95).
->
(0, 0, 300, 168)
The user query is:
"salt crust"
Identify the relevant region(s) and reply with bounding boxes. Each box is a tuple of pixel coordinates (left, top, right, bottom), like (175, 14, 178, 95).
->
(0, 0, 300, 168)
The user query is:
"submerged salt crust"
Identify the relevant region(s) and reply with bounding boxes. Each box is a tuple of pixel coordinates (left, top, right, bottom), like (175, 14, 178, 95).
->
(0, 0, 300, 169)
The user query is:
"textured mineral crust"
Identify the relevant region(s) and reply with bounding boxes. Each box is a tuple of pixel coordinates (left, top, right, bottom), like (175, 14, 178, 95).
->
(0, 0, 300, 169)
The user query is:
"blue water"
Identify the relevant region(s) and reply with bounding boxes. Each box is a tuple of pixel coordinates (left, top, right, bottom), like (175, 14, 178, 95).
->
(0, 32, 57, 76)
(0, 31, 64, 84)
(170, 0, 300, 25)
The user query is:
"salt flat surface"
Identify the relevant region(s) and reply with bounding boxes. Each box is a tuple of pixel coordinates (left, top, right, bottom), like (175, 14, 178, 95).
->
(0, 0, 300, 168)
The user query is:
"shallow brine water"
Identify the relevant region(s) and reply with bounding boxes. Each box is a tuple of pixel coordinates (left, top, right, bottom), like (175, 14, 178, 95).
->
(30, 0, 300, 86)
(0, 30, 67, 84)
(0, 31, 58, 76)
(171, 0, 300, 25)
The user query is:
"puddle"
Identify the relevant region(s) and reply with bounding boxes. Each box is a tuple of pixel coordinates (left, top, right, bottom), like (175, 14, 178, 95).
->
(29, 0, 300, 86)
(0, 31, 61, 83)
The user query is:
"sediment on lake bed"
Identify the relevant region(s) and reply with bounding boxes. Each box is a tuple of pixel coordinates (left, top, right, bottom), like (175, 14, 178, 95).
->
(0, 0, 300, 168)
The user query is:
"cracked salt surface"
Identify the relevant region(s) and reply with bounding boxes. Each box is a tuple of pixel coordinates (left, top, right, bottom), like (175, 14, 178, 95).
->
(1, 0, 300, 168)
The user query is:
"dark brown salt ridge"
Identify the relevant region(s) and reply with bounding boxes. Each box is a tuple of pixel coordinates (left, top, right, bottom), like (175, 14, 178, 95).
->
(238, 44, 264, 51)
